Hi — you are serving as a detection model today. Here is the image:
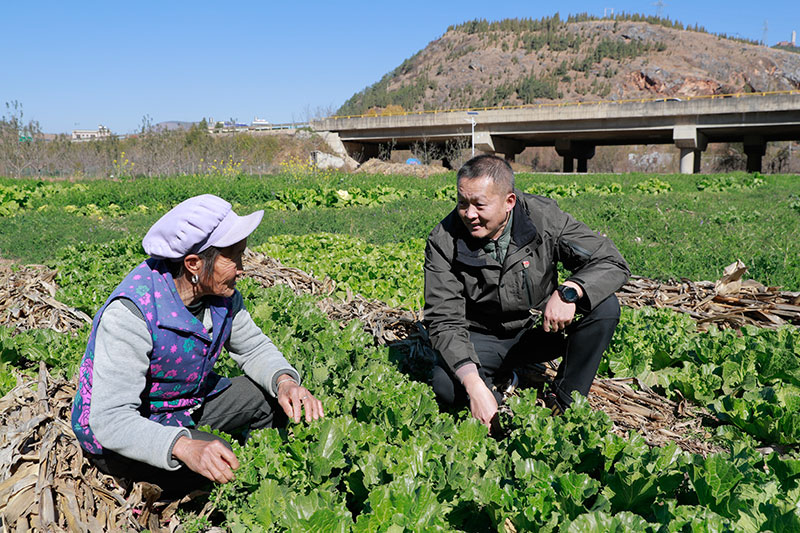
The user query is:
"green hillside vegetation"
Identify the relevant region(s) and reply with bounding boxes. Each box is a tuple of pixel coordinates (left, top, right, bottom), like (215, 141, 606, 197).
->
(337, 12, 777, 116)
(450, 12, 760, 46)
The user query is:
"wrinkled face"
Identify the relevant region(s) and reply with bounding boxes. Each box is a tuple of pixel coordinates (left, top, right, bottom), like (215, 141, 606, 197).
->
(457, 176, 516, 240)
(205, 239, 247, 298)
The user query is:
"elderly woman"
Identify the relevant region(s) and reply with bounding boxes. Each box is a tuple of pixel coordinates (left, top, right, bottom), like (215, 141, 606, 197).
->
(71, 194, 323, 493)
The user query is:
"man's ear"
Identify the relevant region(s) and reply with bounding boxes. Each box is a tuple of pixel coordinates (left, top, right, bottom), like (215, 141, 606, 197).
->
(506, 192, 517, 212)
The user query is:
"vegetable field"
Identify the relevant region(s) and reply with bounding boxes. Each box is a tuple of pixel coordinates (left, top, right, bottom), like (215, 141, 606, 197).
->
(1, 169, 800, 532)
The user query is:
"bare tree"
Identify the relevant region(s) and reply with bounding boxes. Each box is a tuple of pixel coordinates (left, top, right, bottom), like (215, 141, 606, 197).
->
(302, 103, 338, 123)
(442, 137, 471, 169)
(410, 137, 443, 165)
(0, 101, 43, 177)
(378, 138, 397, 161)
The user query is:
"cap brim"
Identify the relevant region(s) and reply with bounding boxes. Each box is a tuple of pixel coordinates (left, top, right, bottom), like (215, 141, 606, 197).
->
(203, 210, 264, 250)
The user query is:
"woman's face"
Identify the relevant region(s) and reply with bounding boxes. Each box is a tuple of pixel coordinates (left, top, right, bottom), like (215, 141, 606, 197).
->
(204, 238, 247, 298)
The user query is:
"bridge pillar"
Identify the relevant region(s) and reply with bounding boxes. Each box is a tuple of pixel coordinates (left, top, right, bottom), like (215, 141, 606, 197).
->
(744, 136, 767, 172)
(673, 126, 708, 174)
(474, 132, 526, 161)
(342, 141, 380, 163)
(678, 148, 703, 174)
(555, 140, 595, 173)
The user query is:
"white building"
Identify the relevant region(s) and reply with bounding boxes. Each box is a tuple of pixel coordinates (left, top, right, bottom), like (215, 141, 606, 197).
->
(71, 125, 112, 142)
(251, 117, 272, 130)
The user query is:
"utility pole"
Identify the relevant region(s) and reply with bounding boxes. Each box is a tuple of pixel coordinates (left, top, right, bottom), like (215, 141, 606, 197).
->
(466, 112, 478, 157)
(762, 20, 769, 46)
(652, 0, 666, 18)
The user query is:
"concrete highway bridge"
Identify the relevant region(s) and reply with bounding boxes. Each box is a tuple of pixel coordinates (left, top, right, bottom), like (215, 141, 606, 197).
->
(311, 91, 800, 174)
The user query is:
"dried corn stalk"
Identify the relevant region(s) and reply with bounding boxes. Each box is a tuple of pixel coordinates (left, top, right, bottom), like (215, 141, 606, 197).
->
(616, 261, 800, 332)
(0, 264, 91, 335)
(394, 325, 723, 457)
(244, 250, 420, 344)
(0, 363, 195, 532)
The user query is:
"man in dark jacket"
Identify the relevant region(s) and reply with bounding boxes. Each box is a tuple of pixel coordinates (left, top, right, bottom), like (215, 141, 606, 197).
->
(424, 154, 629, 428)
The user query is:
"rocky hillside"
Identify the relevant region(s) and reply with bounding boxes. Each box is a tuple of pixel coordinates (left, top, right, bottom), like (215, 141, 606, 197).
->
(338, 14, 800, 116)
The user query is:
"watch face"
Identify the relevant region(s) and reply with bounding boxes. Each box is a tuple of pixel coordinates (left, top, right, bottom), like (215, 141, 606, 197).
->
(559, 286, 579, 302)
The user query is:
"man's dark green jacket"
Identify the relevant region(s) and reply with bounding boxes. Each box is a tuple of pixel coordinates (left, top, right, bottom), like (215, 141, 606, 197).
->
(423, 190, 630, 372)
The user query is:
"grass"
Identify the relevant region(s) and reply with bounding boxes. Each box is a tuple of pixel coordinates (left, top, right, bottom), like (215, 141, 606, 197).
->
(561, 189, 800, 288)
(0, 171, 798, 288)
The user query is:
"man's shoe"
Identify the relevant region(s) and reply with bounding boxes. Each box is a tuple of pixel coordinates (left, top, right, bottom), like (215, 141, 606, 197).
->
(517, 362, 551, 387)
(503, 371, 519, 396)
(543, 392, 565, 416)
(493, 371, 519, 400)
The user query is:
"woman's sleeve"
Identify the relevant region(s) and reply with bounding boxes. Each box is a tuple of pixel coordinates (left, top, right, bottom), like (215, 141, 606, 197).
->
(224, 292, 301, 397)
(89, 300, 189, 470)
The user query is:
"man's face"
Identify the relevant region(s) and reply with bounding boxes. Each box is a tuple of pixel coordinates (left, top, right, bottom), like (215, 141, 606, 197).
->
(456, 176, 516, 240)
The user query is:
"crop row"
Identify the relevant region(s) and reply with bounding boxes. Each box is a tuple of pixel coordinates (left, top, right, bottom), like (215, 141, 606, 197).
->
(27, 233, 800, 449)
(0, 173, 768, 219)
(256, 233, 800, 447)
(3, 272, 799, 531)
(1, 171, 798, 530)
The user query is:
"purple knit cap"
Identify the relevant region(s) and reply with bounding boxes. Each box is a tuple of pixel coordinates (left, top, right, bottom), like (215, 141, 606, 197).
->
(142, 194, 264, 259)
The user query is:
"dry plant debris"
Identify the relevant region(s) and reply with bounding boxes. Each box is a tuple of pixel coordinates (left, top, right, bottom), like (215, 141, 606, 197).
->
(0, 363, 197, 532)
(243, 250, 421, 344)
(617, 260, 800, 331)
(394, 324, 723, 458)
(541, 364, 720, 456)
(356, 158, 449, 177)
(243, 249, 335, 297)
(0, 264, 91, 335)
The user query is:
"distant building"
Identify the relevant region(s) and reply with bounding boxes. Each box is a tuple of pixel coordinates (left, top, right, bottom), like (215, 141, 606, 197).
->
(71, 125, 111, 142)
(776, 30, 797, 48)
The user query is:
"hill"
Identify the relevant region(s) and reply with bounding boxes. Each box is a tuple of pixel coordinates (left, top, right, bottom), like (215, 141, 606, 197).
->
(338, 14, 800, 116)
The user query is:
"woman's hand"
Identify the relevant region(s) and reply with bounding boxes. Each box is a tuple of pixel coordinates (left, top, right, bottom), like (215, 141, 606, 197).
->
(171, 436, 239, 483)
(276, 376, 325, 423)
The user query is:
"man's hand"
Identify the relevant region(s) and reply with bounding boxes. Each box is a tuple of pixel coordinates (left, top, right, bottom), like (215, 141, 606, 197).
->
(277, 376, 324, 424)
(172, 436, 239, 483)
(462, 373, 498, 430)
(544, 281, 583, 333)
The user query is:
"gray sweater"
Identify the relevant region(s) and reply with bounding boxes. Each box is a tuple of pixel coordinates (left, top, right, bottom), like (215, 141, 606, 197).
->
(89, 290, 300, 470)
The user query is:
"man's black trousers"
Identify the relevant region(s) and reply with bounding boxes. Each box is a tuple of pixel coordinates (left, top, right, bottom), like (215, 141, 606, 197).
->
(431, 294, 620, 410)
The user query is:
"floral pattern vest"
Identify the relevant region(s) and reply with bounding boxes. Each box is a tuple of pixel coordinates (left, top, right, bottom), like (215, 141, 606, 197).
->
(72, 258, 233, 454)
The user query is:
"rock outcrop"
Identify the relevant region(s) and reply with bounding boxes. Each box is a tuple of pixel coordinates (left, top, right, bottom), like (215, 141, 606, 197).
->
(338, 17, 800, 115)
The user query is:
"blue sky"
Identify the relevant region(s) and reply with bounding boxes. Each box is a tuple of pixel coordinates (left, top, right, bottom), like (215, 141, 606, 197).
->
(2, 1, 797, 133)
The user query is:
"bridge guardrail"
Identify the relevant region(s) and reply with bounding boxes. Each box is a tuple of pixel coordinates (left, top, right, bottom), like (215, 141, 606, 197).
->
(323, 89, 800, 121)
(248, 122, 309, 131)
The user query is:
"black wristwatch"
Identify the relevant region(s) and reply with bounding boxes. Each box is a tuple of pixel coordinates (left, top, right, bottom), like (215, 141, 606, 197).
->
(556, 284, 580, 303)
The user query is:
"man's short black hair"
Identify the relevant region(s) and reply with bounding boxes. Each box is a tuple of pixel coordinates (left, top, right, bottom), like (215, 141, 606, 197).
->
(456, 154, 515, 194)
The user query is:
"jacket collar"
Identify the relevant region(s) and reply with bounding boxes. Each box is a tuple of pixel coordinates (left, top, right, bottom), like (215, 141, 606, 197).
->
(507, 190, 542, 254)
